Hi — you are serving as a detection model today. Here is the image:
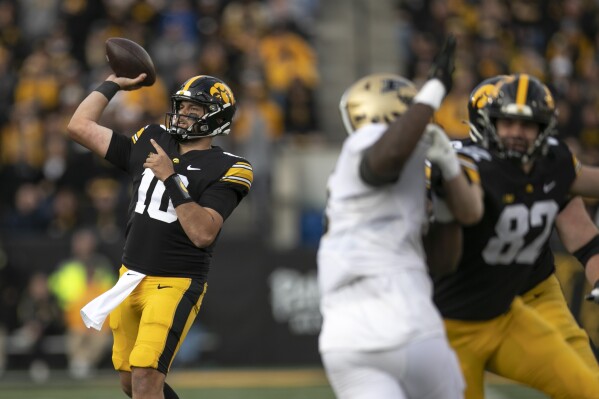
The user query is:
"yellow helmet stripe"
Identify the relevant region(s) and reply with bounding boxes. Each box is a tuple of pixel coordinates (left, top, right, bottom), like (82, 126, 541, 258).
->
(516, 74, 530, 106)
(182, 75, 206, 91)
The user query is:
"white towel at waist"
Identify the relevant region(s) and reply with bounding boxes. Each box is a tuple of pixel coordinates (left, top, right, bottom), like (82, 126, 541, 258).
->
(80, 270, 146, 330)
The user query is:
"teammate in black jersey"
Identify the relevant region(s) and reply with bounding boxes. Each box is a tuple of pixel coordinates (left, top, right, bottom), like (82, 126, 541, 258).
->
(433, 74, 599, 398)
(67, 73, 252, 399)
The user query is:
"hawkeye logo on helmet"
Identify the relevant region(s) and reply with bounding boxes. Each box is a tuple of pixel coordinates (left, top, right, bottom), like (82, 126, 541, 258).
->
(543, 86, 555, 109)
(209, 83, 234, 104)
(471, 83, 500, 110)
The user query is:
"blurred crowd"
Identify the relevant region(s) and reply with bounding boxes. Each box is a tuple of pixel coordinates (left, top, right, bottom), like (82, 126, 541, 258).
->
(397, 0, 599, 167)
(2, 0, 599, 380)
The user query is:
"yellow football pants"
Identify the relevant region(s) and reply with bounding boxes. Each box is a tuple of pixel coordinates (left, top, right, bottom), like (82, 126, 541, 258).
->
(444, 296, 599, 399)
(521, 273, 599, 378)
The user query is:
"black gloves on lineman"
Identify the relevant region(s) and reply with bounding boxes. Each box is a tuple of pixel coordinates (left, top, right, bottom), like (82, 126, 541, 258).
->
(428, 35, 456, 94)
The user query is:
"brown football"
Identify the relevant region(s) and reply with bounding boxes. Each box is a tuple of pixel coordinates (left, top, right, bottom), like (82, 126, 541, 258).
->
(105, 37, 156, 86)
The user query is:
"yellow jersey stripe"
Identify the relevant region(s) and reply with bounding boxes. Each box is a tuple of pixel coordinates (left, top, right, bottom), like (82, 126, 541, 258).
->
(464, 168, 480, 185)
(226, 169, 253, 182)
(221, 176, 252, 189)
(223, 164, 254, 180)
(220, 163, 253, 190)
(231, 162, 252, 170)
(131, 127, 146, 144)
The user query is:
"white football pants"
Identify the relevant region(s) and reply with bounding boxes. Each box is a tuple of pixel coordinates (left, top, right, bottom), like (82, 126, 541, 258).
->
(322, 335, 464, 399)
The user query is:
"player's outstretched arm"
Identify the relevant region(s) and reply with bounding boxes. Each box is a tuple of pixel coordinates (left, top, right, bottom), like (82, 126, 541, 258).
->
(361, 35, 456, 183)
(66, 73, 147, 158)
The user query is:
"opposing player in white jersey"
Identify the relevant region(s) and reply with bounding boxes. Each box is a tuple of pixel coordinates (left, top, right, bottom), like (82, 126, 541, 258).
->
(317, 36, 483, 399)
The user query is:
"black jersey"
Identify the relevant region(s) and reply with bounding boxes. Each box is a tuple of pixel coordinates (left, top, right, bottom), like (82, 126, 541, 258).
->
(104, 124, 253, 279)
(433, 138, 580, 320)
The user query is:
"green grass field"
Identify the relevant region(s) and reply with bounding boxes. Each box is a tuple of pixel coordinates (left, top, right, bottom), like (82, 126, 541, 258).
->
(0, 368, 549, 399)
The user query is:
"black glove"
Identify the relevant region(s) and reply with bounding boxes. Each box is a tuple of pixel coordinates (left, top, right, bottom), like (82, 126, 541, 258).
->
(428, 35, 456, 94)
(585, 280, 599, 303)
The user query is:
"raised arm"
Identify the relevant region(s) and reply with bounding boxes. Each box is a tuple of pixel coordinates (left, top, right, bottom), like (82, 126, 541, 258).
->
(66, 73, 147, 157)
(360, 36, 456, 184)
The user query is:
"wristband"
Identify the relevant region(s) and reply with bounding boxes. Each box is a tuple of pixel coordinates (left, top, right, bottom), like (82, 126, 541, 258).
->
(573, 234, 599, 268)
(414, 79, 446, 110)
(164, 174, 193, 208)
(94, 81, 121, 101)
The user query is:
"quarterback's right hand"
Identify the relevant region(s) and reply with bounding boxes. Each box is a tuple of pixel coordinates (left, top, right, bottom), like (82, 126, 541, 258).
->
(428, 35, 456, 94)
(108, 73, 147, 91)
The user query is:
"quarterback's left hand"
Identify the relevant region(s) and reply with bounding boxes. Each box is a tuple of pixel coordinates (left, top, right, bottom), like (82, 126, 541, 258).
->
(425, 124, 460, 180)
(585, 281, 599, 303)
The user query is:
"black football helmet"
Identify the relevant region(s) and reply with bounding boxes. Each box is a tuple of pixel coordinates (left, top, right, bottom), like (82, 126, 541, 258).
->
(339, 73, 417, 134)
(467, 74, 557, 163)
(467, 75, 507, 143)
(165, 75, 236, 141)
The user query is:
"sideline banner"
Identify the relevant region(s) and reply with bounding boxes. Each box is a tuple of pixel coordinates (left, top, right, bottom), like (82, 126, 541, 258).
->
(200, 239, 322, 366)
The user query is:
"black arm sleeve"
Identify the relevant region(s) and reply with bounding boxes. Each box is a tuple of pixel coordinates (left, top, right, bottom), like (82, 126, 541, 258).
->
(573, 234, 599, 268)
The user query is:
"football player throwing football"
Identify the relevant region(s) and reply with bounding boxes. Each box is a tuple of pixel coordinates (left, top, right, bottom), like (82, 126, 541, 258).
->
(68, 74, 252, 399)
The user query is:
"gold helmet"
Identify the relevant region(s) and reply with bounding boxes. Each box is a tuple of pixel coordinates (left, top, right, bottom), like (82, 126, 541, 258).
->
(339, 73, 417, 134)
